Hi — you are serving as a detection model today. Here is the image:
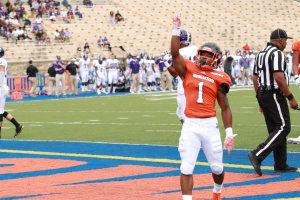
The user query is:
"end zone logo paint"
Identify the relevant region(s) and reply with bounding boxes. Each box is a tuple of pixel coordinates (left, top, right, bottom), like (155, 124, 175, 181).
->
(0, 140, 299, 199)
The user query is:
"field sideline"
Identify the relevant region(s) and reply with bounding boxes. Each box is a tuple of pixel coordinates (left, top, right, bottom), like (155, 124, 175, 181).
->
(2, 85, 300, 152)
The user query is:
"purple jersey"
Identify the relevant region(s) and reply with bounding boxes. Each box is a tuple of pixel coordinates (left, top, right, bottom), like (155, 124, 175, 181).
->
(129, 59, 140, 74)
(53, 61, 65, 74)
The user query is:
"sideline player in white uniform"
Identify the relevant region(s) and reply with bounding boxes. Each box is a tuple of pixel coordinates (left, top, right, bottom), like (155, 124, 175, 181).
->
(93, 56, 107, 95)
(143, 56, 156, 91)
(0, 47, 23, 138)
(167, 29, 197, 123)
(106, 54, 120, 93)
(79, 54, 91, 92)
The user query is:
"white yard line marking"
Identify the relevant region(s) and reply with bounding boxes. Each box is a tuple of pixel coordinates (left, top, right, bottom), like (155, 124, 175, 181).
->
(146, 129, 180, 133)
(145, 93, 177, 97)
(88, 120, 101, 122)
(116, 117, 128, 120)
(145, 97, 176, 101)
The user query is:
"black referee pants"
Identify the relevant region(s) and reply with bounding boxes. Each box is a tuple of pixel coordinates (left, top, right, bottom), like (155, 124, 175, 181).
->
(254, 88, 291, 168)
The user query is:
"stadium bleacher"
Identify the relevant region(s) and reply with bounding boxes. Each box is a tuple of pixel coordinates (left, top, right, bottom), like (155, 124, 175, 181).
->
(2, 0, 300, 73)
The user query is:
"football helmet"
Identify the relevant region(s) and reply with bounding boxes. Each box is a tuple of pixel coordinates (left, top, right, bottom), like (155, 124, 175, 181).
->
(196, 42, 222, 70)
(0, 47, 4, 58)
(180, 29, 191, 46)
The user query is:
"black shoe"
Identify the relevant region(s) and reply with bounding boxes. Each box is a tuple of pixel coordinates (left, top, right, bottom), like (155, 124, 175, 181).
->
(274, 165, 298, 173)
(248, 151, 262, 176)
(14, 125, 23, 138)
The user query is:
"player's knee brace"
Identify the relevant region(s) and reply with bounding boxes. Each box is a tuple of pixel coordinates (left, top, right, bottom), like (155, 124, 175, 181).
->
(0, 114, 3, 121)
(3, 111, 8, 118)
(210, 164, 223, 175)
(180, 161, 195, 175)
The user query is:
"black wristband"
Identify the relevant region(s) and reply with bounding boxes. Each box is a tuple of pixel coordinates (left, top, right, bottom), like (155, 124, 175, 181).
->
(286, 93, 294, 101)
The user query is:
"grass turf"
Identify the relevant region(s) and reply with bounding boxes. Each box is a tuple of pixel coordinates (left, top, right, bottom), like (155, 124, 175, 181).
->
(3, 85, 300, 152)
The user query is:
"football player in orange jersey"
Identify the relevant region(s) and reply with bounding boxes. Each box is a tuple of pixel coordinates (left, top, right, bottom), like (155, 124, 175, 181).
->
(292, 40, 300, 86)
(287, 41, 300, 144)
(171, 15, 236, 200)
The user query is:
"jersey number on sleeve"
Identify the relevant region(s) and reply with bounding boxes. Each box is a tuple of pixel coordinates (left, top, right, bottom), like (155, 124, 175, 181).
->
(197, 82, 204, 103)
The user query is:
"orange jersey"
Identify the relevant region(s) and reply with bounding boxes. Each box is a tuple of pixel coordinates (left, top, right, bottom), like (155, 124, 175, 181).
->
(292, 41, 300, 52)
(183, 60, 231, 118)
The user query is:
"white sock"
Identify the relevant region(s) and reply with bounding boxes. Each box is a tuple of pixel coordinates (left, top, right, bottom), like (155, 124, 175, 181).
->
(182, 195, 192, 200)
(213, 183, 223, 193)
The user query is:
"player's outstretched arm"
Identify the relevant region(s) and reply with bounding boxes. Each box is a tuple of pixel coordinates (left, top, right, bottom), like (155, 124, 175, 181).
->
(217, 84, 236, 155)
(171, 14, 186, 80)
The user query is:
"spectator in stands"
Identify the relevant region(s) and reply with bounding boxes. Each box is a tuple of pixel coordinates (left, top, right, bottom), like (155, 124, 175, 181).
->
(54, 56, 66, 96)
(97, 36, 104, 48)
(83, 42, 90, 53)
(103, 36, 110, 49)
(31, 0, 39, 18)
(67, 7, 74, 20)
(115, 10, 124, 23)
(26, 60, 39, 96)
(11, 28, 18, 44)
(83, 0, 93, 7)
(62, 0, 71, 9)
(37, 3, 43, 17)
(64, 28, 71, 42)
(23, 12, 31, 27)
(47, 64, 56, 95)
(76, 46, 82, 57)
(35, 29, 44, 43)
(109, 11, 115, 24)
(49, 10, 56, 22)
(35, 15, 42, 24)
(74, 6, 82, 19)
(23, 27, 32, 40)
(61, 9, 70, 23)
(59, 28, 65, 42)
(16, 26, 25, 40)
(54, 29, 60, 41)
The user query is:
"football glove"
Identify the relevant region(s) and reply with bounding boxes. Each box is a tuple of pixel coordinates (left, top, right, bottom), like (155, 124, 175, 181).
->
(223, 128, 237, 155)
(172, 13, 182, 29)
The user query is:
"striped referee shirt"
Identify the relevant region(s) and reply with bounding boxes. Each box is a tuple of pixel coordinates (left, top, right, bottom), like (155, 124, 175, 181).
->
(253, 42, 288, 89)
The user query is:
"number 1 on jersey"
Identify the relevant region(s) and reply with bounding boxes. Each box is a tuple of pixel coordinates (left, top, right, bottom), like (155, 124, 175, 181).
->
(197, 82, 204, 103)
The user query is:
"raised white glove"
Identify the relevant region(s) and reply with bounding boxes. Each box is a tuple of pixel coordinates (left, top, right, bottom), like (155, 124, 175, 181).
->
(172, 13, 182, 28)
(171, 14, 182, 36)
(223, 128, 237, 155)
(295, 75, 300, 87)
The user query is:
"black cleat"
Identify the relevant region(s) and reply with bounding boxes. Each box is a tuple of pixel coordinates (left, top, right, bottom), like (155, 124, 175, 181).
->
(274, 165, 298, 173)
(14, 125, 23, 138)
(248, 151, 262, 176)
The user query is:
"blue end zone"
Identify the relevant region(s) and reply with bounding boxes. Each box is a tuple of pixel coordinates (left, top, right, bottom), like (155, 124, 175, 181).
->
(0, 140, 299, 199)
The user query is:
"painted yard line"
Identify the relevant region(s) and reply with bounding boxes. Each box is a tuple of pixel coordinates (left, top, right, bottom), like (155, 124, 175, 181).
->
(15, 110, 174, 113)
(145, 93, 177, 97)
(19, 121, 300, 128)
(3, 139, 300, 153)
(145, 97, 176, 101)
(146, 129, 180, 133)
(0, 149, 297, 172)
(20, 121, 181, 126)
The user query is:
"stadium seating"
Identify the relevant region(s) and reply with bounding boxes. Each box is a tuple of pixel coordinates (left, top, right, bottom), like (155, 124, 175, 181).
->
(2, 0, 300, 73)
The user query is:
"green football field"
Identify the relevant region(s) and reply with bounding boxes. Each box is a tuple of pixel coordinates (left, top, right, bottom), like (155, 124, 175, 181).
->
(3, 85, 300, 152)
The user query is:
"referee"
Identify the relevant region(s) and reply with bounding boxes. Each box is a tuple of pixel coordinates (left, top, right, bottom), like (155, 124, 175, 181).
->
(248, 28, 298, 176)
